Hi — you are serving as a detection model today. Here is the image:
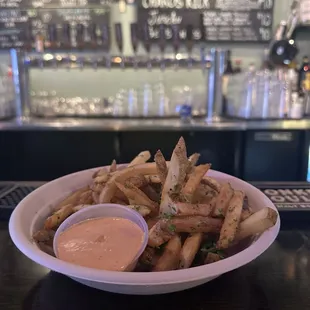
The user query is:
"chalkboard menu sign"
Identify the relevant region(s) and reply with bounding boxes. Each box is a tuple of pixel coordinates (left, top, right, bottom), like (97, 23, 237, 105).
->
(0, 6, 110, 49)
(0, 9, 30, 48)
(255, 184, 310, 211)
(0, 0, 113, 8)
(137, 0, 274, 42)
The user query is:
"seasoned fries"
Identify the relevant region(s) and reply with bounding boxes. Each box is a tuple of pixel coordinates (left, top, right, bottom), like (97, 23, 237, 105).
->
(236, 207, 278, 241)
(179, 233, 203, 269)
(160, 137, 188, 215)
(34, 137, 279, 271)
(213, 183, 234, 217)
(44, 204, 73, 230)
(153, 235, 182, 272)
(217, 191, 245, 249)
(154, 150, 168, 185)
(181, 164, 211, 202)
(128, 151, 151, 167)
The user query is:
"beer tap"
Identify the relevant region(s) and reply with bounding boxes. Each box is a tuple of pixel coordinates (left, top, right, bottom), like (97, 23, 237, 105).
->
(76, 23, 85, 49)
(158, 24, 166, 71)
(130, 23, 139, 69)
(47, 24, 58, 69)
(89, 23, 98, 69)
(171, 24, 180, 70)
(76, 23, 85, 70)
(200, 13, 207, 70)
(186, 25, 194, 69)
(61, 23, 71, 49)
(101, 23, 111, 69)
(115, 23, 124, 69)
(89, 23, 98, 48)
(142, 23, 152, 70)
(47, 24, 58, 49)
(61, 23, 72, 70)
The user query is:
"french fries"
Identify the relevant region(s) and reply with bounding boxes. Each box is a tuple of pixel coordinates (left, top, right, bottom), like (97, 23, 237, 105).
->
(44, 204, 73, 230)
(160, 137, 188, 215)
(205, 252, 221, 264)
(99, 162, 158, 203)
(241, 209, 253, 221)
(110, 159, 117, 173)
(53, 186, 89, 211)
(72, 204, 92, 212)
(148, 220, 174, 247)
(181, 164, 211, 202)
(175, 201, 215, 217)
(236, 207, 278, 241)
(217, 191, 245, 249)
(153, 235, 182, 272)
(188, 153, 200, 169)
(128, 151, 151, 167)
(179, 233, 203, 269)
(201, 176, 221, 193)
(145, 175, 161, 184)
(126, 205, 151, 217)
(161, 216, 223, 234)
(115, 181, 158, 213)
(154, 150, 168, 185)
(140, 246, 158, 267)
(213, 183, 234, 217)
(34, 136, 279, 272)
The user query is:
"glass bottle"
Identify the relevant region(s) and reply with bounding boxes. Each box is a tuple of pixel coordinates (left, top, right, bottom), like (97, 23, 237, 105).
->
(35, 31, 44, 53)
(303, 72, 310, 115)
(298, 56, 310, 92)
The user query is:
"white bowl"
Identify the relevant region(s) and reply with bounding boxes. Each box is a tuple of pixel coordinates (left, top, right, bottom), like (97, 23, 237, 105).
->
(9, 167, 280, 295)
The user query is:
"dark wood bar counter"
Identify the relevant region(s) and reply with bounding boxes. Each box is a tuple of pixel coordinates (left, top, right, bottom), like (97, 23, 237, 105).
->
(1, 220, 310, 310)
(1, 182, 310, 310)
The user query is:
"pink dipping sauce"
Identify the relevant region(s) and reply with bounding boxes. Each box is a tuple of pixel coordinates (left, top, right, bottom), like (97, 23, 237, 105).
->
(56, 217, 144, 271)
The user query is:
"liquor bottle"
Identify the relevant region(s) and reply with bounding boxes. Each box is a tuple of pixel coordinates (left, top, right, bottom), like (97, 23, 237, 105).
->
(261, 48, 273, 70)
(298, 56, 310, 92)
(76, 24, 85, 49)
(224, 50, 234, 75)
(234, 60, 242, 73)
(290, 92, 304, 119)
(303, 72, 310, 115)
(88, 23, 98, 48)
(35, 31, 44, 53)
(61, 23, 71, 48)
(46, 24, 58, 49)
(288, 60, 298, 92)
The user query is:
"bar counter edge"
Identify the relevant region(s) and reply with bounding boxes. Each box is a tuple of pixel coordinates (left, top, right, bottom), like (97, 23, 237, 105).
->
(1, 117, 310, 131)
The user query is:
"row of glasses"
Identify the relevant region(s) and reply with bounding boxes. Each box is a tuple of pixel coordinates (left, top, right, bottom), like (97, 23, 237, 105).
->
(226, 69, 287, 119)
(30, 82, 207, 117)
(30, 91, 111, 116)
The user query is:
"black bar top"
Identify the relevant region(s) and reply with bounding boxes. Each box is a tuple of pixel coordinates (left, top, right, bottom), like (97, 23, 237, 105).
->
(0, 182, 310, 309)
(1, 221, 310, 310)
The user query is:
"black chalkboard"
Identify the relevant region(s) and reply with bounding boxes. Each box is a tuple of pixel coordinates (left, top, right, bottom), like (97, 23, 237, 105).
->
(0, 7, 110, 49)
(0, 9, 30, 48)
(137, 0, 274, 42)
(0, 0, 113, 8)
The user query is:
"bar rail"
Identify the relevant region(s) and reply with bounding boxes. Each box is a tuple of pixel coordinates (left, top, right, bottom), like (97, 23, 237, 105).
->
(1, 117, 310, 131)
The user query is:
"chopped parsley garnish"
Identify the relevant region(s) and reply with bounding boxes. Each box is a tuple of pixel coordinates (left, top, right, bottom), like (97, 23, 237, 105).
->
(162, 213, 173, 220)
(201, 240, 225, 259)
(168, 224, 176, 232)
